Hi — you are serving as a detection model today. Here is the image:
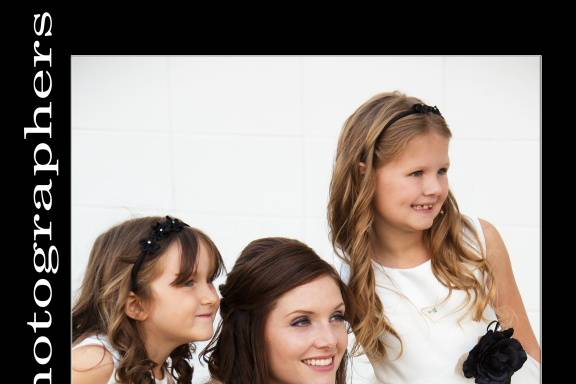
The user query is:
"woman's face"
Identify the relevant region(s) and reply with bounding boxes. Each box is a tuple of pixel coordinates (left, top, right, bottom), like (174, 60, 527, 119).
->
(264, 275, 348, 384)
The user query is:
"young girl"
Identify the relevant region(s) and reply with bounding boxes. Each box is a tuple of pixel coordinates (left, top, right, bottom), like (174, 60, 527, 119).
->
(327, 92, 541, 383)
(72, 215, 225, 384)
(201, 237, 354, 384)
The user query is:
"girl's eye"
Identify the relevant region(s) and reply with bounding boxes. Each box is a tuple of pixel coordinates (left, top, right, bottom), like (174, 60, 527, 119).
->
(291, 317, 311, 327)
(184, 280, 195, 287)
(438, 168, 448, 175)
(410, 170, 423, 177)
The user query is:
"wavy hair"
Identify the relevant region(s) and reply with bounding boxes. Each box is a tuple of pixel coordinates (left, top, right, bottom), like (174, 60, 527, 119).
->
(72, 216, 224, 383)
(201, 237, 355, 384)
(327, 91, 496, 361)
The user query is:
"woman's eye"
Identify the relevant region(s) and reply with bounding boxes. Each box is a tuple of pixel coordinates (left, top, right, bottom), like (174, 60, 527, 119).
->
(331, 312, 346, 322)
(184, 280, 195, 287)
(410, 170, 423, 177)
(438, 168, 448, 175)
(291, 317, 311, 327)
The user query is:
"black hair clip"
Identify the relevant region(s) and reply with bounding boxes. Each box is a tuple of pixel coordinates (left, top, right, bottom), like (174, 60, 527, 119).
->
(139, 238, 161, 255)
(412, 103, 442, 116)
(131, 216, 190, 291)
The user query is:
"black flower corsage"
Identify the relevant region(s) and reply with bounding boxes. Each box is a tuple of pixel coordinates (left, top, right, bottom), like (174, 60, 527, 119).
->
(463, 320, 527, 384)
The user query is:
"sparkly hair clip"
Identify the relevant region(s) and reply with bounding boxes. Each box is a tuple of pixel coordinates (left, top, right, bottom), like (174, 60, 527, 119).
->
(131, 216, 189, 292)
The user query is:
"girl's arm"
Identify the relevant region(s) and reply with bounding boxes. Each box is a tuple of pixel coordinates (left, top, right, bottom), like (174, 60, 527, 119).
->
(480, 218, 541, 363)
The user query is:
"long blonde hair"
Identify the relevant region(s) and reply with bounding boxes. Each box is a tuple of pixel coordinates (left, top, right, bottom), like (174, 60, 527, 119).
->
(72, 216, 224, 383)
(327, 91, 496, 361)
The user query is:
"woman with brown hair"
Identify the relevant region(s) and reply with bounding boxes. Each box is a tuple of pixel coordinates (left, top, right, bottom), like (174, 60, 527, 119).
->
(201, 237, 354, 384)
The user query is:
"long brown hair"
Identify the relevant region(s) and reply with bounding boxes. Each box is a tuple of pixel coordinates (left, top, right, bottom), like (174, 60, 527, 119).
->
(72, 216, 224, 383)
(327, 91, 496, 361)
(201, 237, 355, 384)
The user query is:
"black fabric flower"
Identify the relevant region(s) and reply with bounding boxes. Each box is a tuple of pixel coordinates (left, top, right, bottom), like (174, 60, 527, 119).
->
(463, 320, 527, 384)
(139, 238, 161, 255)
(412, 103, 442, 116)
(152, 222, 170, 240)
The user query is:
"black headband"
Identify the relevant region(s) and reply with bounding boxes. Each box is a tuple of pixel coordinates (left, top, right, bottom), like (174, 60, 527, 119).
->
(382, 103, 442, 133)
(131, 216, 189, 292)
(367, 103, 442, 162)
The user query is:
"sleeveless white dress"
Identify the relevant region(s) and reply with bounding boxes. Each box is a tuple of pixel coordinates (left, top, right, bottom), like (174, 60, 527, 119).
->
(341, 216, 540, 383)
(72, 334, 172, 384)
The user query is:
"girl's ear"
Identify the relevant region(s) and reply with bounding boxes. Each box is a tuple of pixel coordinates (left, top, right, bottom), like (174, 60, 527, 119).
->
(359, 162, 367, 175)
(125, 292, 149, 321)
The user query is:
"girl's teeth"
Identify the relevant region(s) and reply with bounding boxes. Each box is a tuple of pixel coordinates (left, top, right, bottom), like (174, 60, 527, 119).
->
(303, 357, 333, 366)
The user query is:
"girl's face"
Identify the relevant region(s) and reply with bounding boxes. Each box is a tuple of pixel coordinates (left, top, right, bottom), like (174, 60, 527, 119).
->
(264, 275, 348, 384)
(143, 240, 220, 345)
(373, 131, 450, 233)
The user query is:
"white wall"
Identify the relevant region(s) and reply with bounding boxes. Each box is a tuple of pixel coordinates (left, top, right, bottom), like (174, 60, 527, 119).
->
(71, 56, 541, 383)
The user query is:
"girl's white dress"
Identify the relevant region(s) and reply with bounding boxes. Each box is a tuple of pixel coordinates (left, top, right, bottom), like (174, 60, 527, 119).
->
(341, 216, 540, 383)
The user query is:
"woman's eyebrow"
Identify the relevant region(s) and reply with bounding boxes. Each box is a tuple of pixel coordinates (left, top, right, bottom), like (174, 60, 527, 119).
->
(285, 302, 345, 318)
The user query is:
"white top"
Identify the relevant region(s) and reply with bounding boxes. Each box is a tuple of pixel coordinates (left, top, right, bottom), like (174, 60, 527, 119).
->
(341, 216, 540, 384)
(72, 335, 172, 384)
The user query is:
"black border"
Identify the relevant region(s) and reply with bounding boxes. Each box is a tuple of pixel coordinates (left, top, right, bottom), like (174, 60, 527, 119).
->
(17, 10, 545, 383)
